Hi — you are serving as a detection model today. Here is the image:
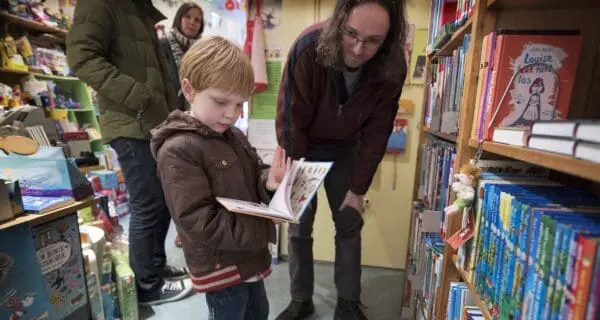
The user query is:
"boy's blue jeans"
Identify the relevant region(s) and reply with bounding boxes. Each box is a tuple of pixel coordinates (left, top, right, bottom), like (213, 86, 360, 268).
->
(206, 280, 269, 320)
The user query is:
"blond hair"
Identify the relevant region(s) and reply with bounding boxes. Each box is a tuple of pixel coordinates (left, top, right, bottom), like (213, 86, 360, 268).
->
(180, 36, 254, 97)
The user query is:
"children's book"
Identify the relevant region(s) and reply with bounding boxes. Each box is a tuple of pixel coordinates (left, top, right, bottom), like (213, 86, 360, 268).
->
(217, 159, 333, 223)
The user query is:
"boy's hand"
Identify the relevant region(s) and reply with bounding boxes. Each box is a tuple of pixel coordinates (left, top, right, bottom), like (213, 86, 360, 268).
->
(266, 146, 291, 192)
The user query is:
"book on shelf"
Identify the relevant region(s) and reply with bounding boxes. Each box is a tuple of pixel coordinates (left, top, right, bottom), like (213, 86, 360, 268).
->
(22, 195, 75, 213)
(216, 159, 332, 223)
(527, 135, 576, 156)
(524, 120, 600, 162)
(427, 0, 475, 52)
(531, 120, 600, 142)
(459, 173, 600, 320)
(424, 34, 471, 134)
(417, 137, 456, 237)
(471, 30, 583, 141)
(492, 127, 530, 147)
(447, 282, 477, 320)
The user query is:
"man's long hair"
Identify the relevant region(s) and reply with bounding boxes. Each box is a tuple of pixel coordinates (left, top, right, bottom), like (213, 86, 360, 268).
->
(316, 0, 408, 82)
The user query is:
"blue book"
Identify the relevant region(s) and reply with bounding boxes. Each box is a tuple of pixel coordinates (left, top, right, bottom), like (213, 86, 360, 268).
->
(22, 195, 75, 213)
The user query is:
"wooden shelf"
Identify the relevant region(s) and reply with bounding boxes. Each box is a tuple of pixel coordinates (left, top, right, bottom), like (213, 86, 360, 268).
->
(453, 256, 493, 320)
(433, 17, 473, 58)
(0, 67, 78, 81)
(0, 67, 28, 75)
(78, 165, 105, 173)
(0, 11, 68, 37)
(0, 197, 99, 231)
(469, 140, 600, 182)
(487, 0, 600, 9)
(424, 127, 458, 143)
(33, 33, 66, 45)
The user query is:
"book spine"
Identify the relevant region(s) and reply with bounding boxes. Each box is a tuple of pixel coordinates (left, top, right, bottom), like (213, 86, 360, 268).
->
(545, 221, 565, 319)
(482, 34, 502, 140)
(566, 233, 584, 319)
(573, 237, 598, 319)
(513, 203, 531, 320)
(522, 210, 543, 320)
(585, 242, 600, 320)
(467, 183, 486, 282)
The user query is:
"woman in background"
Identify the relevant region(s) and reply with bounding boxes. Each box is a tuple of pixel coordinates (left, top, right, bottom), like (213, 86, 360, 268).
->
(159, 2, 205, 248)
(168, 2, 205, 67)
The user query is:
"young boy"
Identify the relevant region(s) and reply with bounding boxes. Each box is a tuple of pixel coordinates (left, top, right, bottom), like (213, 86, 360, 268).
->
(151, 36, 288, 319)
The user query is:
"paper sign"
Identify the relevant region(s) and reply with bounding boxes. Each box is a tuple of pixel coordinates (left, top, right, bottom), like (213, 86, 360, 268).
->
(248, 119, 278, 150)
(251, 61, 282, 119)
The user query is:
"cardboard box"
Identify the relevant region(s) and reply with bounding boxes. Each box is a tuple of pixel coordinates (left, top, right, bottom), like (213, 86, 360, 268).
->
(111, 250, 138, 320)
(0, 179, 23, 222)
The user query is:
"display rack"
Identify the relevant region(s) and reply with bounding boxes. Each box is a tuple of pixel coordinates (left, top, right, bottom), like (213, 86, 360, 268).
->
(1, 11, 104, 153)
(405, 0, 600, 319)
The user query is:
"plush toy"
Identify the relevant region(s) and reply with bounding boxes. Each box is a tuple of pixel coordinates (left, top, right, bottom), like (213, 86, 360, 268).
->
(444, 163, 481, 216)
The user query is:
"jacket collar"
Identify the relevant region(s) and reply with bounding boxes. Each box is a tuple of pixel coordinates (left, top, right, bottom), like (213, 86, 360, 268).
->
(132, 0, 167, 23)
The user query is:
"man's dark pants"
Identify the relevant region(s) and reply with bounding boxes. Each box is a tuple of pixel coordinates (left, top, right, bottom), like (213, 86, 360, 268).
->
(288, 146, 364, 302)
(110, 137, 171, 298)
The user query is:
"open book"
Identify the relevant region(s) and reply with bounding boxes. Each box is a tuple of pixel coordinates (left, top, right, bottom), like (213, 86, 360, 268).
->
(216, 159, 333, 223)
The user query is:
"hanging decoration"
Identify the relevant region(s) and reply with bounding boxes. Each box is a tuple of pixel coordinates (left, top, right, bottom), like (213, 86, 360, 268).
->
(244, 0, 268, 93)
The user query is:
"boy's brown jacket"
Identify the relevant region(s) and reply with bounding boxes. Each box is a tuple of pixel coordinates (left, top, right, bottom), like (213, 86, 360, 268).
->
(151, 110, 276, 282)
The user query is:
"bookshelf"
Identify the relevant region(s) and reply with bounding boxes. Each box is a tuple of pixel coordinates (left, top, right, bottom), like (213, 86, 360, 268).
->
(424, 126, 458, 143)
(452, 255, 493, 320)
(405, 0, 600, 319)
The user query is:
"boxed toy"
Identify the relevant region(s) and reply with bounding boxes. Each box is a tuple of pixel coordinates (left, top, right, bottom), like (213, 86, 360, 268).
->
(111, 250, 138, 320)
(0, 180, 23, 221)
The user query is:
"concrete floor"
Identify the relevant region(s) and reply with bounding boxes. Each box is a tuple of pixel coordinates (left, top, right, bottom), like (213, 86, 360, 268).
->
(120, 216, 405, 319)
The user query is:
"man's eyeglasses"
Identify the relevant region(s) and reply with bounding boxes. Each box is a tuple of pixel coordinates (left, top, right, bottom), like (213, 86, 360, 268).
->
(341, 29, 384, 50)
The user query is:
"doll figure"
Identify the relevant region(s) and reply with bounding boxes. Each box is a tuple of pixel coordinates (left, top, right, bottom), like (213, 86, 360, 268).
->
(444, 163, 481, 216)
(514, 77, 544, 126)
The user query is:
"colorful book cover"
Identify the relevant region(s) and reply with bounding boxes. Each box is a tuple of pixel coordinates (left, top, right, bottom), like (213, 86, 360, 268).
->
(31, 214, 88, 319)
(572, 236, 600, 319)
(554, 223, 600, 320)
(0, 224, 52, 320)
(585, 241, 600, 320)
(483, 32, 582, 140)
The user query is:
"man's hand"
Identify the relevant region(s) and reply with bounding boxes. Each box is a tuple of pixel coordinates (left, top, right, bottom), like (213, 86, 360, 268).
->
(339, 190, 365, 214)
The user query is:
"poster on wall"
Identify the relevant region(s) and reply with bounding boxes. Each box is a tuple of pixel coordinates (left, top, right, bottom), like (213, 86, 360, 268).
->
(409, 29, 429, 85)
(386, 118, 408, 153)
(248, 0, 283, 58)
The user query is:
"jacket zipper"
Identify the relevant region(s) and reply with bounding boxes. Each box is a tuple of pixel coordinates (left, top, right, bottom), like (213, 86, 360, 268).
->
(337, 105, 343, 117)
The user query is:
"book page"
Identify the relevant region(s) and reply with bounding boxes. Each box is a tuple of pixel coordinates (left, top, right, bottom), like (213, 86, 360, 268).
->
(268, 159, 302, 217)
(290, 161, 333, 219)
(216, 197, 292, 222)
